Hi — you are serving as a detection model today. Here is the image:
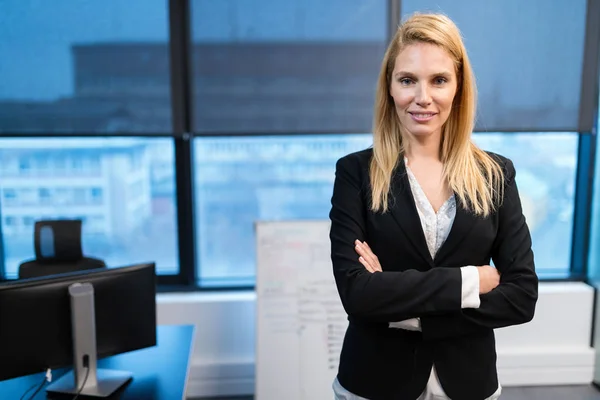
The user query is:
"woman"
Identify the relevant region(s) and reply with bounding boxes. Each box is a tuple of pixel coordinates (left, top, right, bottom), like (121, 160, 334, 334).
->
(329, 13, 538, 400)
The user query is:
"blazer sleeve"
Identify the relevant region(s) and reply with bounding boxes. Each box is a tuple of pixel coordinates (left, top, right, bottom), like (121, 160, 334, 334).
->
(420, 158, 539, 340)
(330, 153, 464, 323)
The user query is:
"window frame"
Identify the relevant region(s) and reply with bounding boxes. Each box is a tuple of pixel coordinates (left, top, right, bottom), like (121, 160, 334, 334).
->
(0, 0, 599, 289)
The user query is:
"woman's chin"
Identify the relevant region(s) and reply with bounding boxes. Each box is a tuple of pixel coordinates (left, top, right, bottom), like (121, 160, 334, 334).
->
(404, 126, 439, 139)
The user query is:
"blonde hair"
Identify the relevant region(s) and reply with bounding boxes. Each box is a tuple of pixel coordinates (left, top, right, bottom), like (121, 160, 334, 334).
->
(370, 13, 504, 216)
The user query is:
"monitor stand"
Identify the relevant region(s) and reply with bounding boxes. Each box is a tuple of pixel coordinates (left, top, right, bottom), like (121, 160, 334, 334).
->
(46, 283, 133, 397)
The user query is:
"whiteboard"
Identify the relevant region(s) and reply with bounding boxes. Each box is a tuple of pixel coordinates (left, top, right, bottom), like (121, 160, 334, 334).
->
(255, 220, 348, 400)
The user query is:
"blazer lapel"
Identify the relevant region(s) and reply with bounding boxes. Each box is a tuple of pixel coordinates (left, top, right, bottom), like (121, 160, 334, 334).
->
(388, 163, 434, 266)
(433, 196, 478, 265)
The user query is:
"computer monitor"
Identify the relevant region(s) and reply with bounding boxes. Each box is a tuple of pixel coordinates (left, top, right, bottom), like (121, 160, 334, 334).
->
(0, 262, 157, 397)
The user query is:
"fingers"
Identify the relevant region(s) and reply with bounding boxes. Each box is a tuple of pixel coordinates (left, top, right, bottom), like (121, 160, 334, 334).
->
(355, 241, 376, 266)
(355, 241, 374, 272)
(483, 264, 501, 279)
(355, 240, 382, 272)
(358, 256, 375, 273)
(477, 265, 501, 294)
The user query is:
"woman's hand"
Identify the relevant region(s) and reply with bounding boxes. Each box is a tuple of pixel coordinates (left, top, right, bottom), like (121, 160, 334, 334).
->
(477, 265, 501, 294)
(354, 240, 382, 273)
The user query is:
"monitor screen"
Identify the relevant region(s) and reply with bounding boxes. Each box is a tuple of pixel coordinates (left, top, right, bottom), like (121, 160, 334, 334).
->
(0, 263, 157, 382)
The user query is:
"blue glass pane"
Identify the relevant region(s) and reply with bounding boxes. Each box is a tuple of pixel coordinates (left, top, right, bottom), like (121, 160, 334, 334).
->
(588, 103, 600, 282)
(401, 0, 586, 132)
(190, 0, 387, 134)
(0, 138, 178, 278)
(194, 135, 372, 286)
(0, 0, 171, 133)
(474, 133, 578, 278)
(195, 133, 576, 286)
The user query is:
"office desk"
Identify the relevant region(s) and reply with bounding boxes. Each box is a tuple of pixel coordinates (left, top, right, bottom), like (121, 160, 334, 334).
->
(0, 325, 194, 400)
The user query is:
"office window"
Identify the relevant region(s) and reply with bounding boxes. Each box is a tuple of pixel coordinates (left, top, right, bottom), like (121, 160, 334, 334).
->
(0, 0, 172, 133)
(401, 0, 587, 132)
(194, 134, 373, 286)
(0, 138, 178, 279)
(19, 160, 31, 174)
(91, 187, 104, 203)
(22, 216, 34, 227)
(0, 0, 593, 288)
(39, 189, 52, 205)
(473, 133, 578, 278)
(2, 189, 17, 204)
(588, 103, 600, 282)
(190, 0, 387, 134)
(5, 217, 17, 227)
(195, 133, 576, 286)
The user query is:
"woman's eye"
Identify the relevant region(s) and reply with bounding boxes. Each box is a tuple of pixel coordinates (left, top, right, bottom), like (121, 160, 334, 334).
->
(399, 78, 412, 85)
(434, 77, 447, 85)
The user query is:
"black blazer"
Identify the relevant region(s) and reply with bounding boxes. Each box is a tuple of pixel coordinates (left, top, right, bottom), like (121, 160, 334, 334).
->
(329, 148, 538, 400)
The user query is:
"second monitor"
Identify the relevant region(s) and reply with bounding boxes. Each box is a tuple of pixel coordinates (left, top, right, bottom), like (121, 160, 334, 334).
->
(0, 262, 157, 397)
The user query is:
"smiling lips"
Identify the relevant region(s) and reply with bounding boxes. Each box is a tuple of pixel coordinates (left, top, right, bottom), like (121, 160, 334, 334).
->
(409, 112, 437, 122)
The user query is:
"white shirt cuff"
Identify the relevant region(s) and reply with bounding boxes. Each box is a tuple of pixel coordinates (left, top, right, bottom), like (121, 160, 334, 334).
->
(460, 265, 481, 309)
(389, 318, 421, 331)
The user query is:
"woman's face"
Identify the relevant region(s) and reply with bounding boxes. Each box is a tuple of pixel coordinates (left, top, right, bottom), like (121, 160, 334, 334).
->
(389, 42, 458, 141)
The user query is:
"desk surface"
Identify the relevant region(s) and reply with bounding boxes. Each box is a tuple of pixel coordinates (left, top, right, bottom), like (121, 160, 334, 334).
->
(0, 324, 194, 400)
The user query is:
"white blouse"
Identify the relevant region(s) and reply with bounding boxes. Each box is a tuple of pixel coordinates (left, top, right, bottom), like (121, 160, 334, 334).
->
(333, 159, 502, 400)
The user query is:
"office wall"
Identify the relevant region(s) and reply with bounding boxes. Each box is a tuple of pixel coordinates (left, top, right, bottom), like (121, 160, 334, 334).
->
(156, 282, 595, 398)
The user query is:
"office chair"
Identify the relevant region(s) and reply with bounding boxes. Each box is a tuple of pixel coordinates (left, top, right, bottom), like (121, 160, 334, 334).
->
(18, 219, 107, 279)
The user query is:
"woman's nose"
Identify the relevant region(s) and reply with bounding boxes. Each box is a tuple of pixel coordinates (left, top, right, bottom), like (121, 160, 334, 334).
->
(414, 84, 432, 106)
